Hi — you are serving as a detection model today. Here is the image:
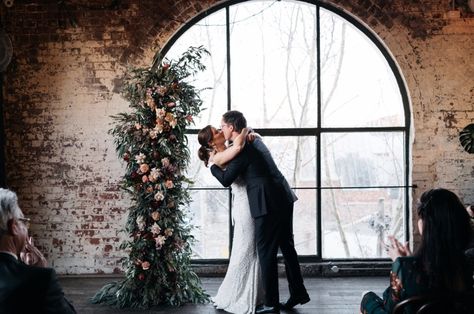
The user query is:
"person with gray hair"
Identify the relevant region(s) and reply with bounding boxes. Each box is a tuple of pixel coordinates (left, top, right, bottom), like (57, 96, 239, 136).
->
(0, 188, 76, 314)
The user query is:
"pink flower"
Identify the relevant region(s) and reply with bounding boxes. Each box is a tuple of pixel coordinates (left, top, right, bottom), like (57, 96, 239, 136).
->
(185, 115, 193, 122)
(139, 163, 150, 174)
(141, 261, 150, 270)
(155, 235, 166, 249)
(151, 211, 161, 221)
(165, 180, 174, 189)
(166, 102, 176, 108)
(149, 168, 160, 182)
(151, 222, 161, 235)
(142, 175, 149, 183)
(149, 128, 159, 139)
(156, 108, 166, 118)
(155, 119, 164, 133)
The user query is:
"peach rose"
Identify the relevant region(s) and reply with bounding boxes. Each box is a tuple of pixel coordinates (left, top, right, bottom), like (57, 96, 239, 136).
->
(139, 163, 150, 174)
(151, 211, 161, 221)
(141, 261, 150, 270)
(165, 180, 174, 189)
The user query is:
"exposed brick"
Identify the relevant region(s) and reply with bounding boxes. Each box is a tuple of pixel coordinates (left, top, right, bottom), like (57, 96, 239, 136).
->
(0, 0, 472, 274)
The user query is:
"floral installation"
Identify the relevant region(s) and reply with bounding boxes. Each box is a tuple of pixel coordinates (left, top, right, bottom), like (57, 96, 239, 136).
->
(92, 46, 209, 308)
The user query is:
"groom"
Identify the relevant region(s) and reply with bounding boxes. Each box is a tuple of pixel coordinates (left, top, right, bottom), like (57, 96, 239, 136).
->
(210, 111, 310, 314)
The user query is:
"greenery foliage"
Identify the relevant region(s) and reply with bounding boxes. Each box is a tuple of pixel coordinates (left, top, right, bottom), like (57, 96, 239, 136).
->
(92, 46, 210, 308)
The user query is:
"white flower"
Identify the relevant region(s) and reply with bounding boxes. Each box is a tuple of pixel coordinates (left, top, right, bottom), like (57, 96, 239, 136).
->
(161, 157, 170, 168)
(151, 223, 161, 235)
(135, 153, 146, 164)
(136, 216, 146, 231)
(154, 191, 164, 201)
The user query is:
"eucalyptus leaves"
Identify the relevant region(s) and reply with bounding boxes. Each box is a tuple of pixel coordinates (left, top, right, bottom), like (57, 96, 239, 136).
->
(92, 46, 209, 308)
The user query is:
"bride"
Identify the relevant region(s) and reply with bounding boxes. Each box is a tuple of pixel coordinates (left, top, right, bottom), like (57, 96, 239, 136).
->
(198, 125, 263, 314)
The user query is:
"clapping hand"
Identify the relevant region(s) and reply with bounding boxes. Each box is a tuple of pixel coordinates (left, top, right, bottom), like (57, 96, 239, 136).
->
(20, 237, 48, 267)
(385, 235, 411, 261)
(467, 205, 474, 218)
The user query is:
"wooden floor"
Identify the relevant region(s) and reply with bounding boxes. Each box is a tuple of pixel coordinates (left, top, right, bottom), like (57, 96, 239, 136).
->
(59, 276, 387, 313)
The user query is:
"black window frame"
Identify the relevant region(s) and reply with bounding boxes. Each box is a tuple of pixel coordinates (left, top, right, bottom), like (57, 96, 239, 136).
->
(162, 0, 412, 264)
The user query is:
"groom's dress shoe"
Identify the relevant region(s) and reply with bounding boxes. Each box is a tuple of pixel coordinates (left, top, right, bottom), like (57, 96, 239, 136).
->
(256, 305, 280, 314)
(280, 294, 310, 309)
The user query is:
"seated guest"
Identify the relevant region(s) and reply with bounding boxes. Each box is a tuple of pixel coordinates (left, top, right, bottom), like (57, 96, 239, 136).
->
(467, 205, 474, 248)
(360, 188, 473, 314)
(465, 205, 474, 267)
(0, 188, 76, 314)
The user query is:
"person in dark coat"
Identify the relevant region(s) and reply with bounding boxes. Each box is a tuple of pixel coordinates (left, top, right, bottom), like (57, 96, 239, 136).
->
(0, 188, 76, 314)
(360, 188, 473, 314)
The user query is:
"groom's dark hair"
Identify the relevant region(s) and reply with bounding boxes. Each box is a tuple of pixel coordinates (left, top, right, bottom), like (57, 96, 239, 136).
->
(222, 110, 247, 132)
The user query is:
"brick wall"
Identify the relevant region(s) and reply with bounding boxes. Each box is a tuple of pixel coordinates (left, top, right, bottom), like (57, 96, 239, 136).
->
(0, 0, 472, 274)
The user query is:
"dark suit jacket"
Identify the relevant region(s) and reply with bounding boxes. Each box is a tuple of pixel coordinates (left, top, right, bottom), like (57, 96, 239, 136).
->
(251, 138, 297, 203)
(0, 252, 76, 314)
(211, 139, 295, 218)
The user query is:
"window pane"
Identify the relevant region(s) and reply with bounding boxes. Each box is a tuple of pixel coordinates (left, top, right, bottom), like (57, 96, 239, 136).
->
(165, 10, 228, 127)
(230, 1, 318, 128)
(257, 136, 317, 187)
(188, 189, 230, 259)
(293, 188, 317, 255)
(320, 8, 404, 127)
(322, 188, 405, 258)
(167, 0, 410, 262)
(321, 132, 404, 187)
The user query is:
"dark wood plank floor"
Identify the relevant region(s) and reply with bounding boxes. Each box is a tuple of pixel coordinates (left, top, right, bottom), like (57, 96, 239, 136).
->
(59, 276, 387, 314)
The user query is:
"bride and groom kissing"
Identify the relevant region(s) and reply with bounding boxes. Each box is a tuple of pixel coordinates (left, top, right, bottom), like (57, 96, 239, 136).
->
(198, 110, 310, 314)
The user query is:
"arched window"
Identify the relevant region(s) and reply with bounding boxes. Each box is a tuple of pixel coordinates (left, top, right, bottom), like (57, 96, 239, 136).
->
(165, 0, 410, 261)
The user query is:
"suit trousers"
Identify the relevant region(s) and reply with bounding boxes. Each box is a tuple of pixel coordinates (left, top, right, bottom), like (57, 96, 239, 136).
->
(254, 204, 307, 306)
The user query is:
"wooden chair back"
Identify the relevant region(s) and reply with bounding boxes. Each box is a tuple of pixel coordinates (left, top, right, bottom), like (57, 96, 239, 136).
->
(392, 290, 474, 314)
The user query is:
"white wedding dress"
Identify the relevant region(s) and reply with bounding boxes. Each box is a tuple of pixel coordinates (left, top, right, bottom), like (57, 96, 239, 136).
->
(212, 179, 263, 314)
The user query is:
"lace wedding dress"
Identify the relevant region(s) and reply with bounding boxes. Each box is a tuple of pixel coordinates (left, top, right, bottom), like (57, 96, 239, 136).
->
(212, 180, 263, 314)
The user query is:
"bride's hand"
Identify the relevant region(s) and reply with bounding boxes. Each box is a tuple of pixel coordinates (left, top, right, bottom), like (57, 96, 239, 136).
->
(247, 132, 261, 142)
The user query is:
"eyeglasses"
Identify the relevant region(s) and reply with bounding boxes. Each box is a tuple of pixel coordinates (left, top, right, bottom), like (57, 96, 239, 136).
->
(18, 217, 30, 229)
(220, 124, 229, 129)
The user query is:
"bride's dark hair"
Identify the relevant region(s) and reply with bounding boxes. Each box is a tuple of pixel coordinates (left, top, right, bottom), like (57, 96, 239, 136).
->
(198, 125, 213, 167)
